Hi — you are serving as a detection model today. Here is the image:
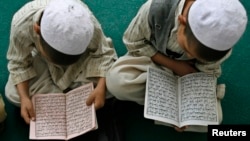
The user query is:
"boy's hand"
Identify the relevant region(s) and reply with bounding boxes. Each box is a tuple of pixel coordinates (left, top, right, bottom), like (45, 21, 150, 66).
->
(174, 126, 188, 132)
(86, 86, 106, 110)
(20, 97, 35, 124)
(86, 77, 106, 110)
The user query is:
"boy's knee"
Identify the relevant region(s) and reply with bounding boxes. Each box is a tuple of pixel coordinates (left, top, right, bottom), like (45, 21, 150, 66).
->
(4, 92, 21, 107)
(0, 95, 7, 123)
(106, 73, 146, 104)
(106, 70, 124, 97)
(5, 79, 21, 107)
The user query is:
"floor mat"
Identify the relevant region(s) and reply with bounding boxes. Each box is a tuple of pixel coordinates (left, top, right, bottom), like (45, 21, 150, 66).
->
(0, 0, 249, 141)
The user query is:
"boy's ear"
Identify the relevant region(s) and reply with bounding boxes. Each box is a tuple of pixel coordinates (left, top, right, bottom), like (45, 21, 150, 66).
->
(178, 15, 187, 26)
(33, 23, 41, 35)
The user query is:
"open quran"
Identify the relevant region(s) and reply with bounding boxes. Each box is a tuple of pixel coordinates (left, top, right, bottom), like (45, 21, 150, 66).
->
(29, 83, 97, 140)
(144, 67, 219, 129)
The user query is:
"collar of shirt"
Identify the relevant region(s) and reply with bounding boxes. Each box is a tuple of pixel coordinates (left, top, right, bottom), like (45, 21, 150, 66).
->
(167, 0, 186, 56)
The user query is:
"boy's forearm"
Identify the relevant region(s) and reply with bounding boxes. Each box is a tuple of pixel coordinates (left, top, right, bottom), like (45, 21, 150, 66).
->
(16, 80, 30, 100)
(151, 52, 177, 71)
(151, 52, 198, 76)
(96, 77, 106, 91)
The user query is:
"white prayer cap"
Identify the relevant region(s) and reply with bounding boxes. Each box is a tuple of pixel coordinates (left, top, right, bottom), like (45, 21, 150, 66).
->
(188, 0, 247, 51)
(41, 0, 94, 55)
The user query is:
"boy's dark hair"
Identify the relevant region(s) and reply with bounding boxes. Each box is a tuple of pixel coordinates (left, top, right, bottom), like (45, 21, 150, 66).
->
(185, 7, 230, 62)
(40, 36, 82, 65)
(184, 24, 230, 62)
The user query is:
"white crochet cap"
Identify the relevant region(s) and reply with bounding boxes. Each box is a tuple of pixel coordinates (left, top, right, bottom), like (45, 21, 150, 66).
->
(41, 0, 94, 55)
(188, 0, 247, 51)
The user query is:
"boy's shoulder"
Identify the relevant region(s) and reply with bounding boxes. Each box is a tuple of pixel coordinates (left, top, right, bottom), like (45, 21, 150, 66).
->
(12, 0, 50, 22)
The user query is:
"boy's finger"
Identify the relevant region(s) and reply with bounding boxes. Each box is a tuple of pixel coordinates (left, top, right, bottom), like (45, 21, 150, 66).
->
(86, 94, 95, 106)
(21, 111, 31, 124)
(28, 108, 36, 121)
(94, 98, 105, 110)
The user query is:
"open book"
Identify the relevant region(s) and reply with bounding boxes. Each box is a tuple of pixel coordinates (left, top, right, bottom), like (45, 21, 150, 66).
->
(144, 67, 219, 129)
(30, 83, 97, 140)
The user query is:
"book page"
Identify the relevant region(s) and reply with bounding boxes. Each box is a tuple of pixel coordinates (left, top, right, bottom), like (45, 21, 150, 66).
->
(178, 73, 218, 127)
(66, 83, 97, 140)
(144, 67, 179, 126)
(30, 94, 67, 140)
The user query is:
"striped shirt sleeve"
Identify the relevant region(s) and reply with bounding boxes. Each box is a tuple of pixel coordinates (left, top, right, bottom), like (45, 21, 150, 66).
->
(123, 0, 157, 57)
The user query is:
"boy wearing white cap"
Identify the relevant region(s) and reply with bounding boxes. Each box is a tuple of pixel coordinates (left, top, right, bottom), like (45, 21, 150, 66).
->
(106, 0, 247, 132)
(5, 0, 117, 124)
